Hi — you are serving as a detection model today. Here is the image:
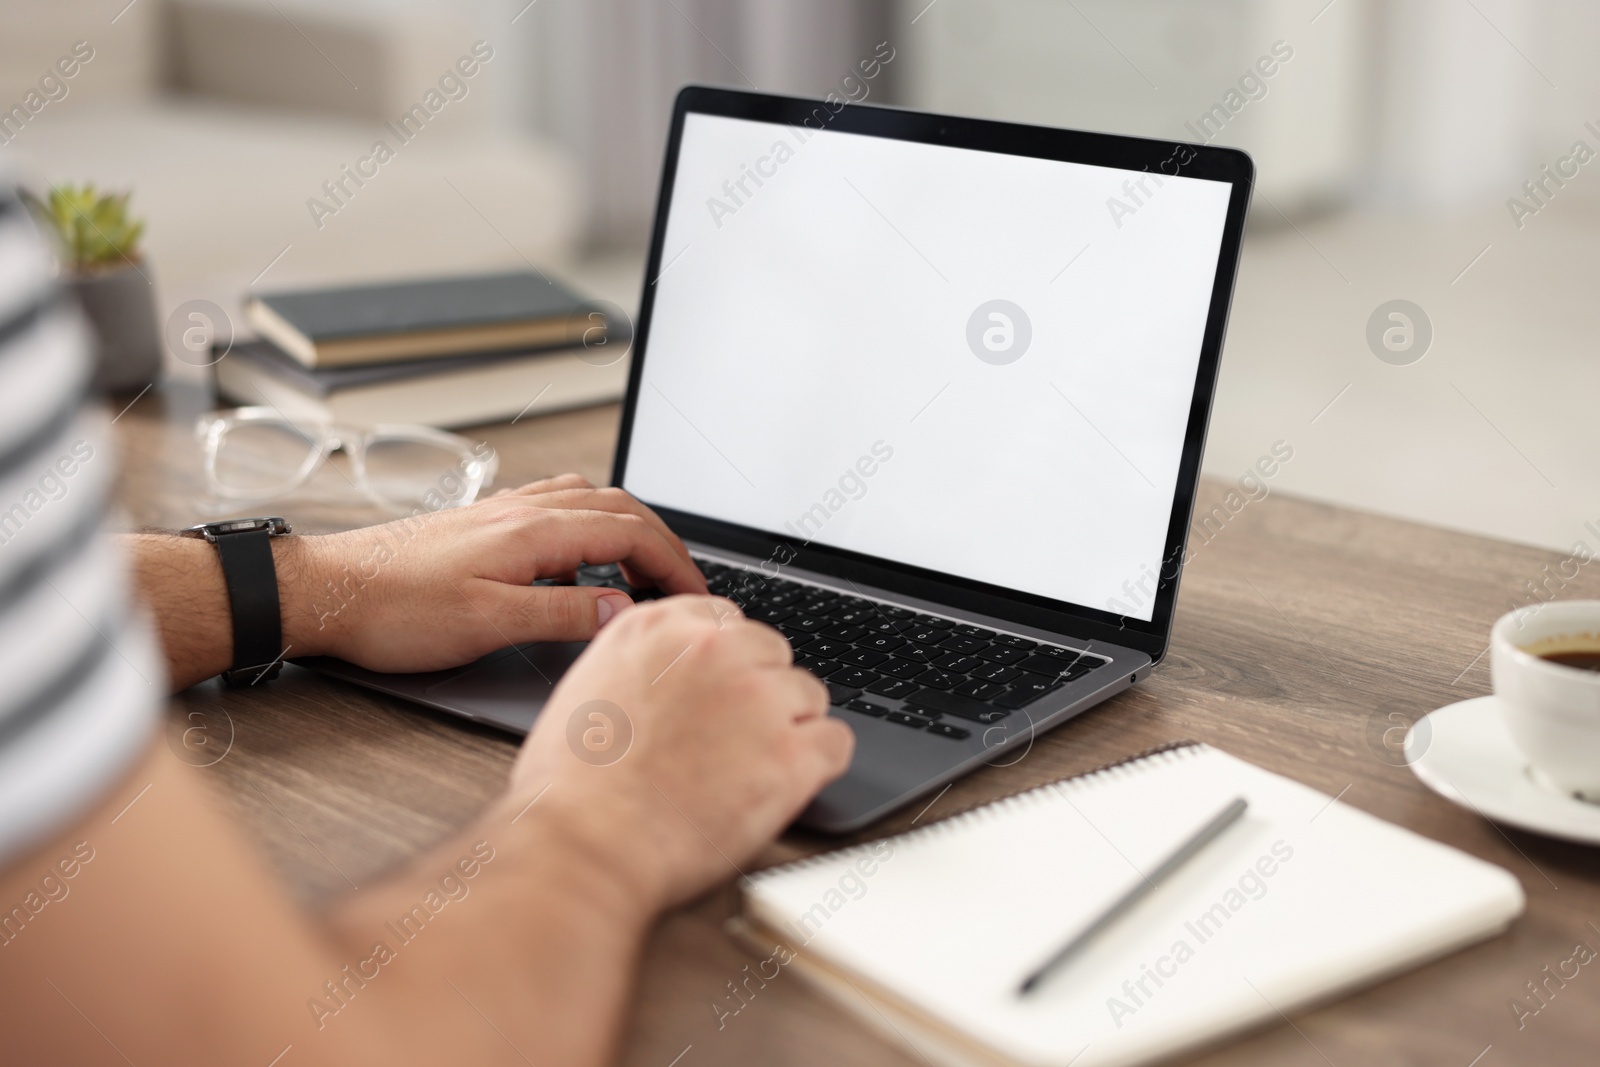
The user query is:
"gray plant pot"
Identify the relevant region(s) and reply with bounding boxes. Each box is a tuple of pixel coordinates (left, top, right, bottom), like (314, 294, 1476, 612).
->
(68, 262, 163, 394)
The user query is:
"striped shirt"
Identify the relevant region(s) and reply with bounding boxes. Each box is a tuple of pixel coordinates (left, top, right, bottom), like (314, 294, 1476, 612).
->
(0, 185, 163, 865)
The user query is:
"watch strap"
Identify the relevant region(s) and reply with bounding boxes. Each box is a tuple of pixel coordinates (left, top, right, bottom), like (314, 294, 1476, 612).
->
(212, 527, 284, 685)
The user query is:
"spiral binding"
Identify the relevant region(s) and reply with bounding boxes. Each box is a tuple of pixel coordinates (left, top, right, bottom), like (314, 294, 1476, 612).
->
(750, 740, 1208, 885)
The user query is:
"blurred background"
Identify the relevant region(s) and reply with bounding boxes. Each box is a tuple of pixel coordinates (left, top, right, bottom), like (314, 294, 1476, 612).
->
(3, 0, 1597, 555)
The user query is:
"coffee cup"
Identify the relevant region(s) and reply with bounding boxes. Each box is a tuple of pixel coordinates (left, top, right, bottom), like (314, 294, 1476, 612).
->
(1491, 600, 1600, 799)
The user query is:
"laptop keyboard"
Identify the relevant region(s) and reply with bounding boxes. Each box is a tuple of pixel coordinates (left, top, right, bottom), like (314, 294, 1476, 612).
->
(572, 557, 1107, 740)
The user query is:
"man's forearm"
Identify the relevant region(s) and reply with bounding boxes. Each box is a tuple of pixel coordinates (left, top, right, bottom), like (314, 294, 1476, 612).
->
(125, 532, 332, 691)
(327, 791, 656, 1067)
(0, 743, 659, 1067)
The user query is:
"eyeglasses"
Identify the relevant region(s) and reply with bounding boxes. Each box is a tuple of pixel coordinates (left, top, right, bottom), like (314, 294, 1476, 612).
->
(195, 408, 498, 512)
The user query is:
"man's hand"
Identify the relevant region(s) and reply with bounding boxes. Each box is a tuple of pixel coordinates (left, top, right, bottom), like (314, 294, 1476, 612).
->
(130, 475, 709, 689)
(287, 474, 708, 673)
(506, 594, 856, 912)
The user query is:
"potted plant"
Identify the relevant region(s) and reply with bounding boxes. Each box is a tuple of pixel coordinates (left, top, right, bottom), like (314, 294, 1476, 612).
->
(26, 184, 162, 393)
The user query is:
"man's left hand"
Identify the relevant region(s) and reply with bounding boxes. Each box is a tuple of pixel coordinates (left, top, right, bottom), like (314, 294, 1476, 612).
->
(277, 474, 707, 673)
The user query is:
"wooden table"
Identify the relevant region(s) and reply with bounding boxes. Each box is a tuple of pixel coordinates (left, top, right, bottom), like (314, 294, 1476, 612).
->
(115, 380, 1600, 1067)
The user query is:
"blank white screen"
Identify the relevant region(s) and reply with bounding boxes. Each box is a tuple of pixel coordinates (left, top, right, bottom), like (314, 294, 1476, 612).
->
(623, 113, 1232, 622)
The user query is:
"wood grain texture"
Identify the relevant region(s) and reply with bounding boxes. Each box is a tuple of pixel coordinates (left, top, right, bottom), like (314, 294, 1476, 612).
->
(110, 382, 1600, 1067)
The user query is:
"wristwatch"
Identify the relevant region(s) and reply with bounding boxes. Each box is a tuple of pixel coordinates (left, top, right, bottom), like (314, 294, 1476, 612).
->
(181, 517, 293, 686)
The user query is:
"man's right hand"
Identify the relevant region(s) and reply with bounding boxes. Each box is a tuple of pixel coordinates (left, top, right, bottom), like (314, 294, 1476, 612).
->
(508, 594, 855, 913)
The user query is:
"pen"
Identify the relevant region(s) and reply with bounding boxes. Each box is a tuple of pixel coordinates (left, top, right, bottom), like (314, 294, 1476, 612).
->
(1017, 795, 1249, 996)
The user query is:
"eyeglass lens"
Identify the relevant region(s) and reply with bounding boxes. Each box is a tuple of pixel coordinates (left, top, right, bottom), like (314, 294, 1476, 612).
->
(363, 436, 484, 509)
(213, 420, 321, 497)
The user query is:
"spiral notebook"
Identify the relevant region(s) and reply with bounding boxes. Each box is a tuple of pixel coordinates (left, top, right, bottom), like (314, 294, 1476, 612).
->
(736, 742, 1523, 1067)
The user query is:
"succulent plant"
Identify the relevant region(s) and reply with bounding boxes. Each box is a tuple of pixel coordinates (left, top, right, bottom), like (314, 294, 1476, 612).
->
(26, 183, 146, 273)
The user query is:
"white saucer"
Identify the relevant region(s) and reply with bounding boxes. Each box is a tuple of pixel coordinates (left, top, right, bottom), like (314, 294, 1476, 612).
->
(1407, 696, 1600, 845)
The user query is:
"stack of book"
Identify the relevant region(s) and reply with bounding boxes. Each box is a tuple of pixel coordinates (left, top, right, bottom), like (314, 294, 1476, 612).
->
(216, 270, 630, 427)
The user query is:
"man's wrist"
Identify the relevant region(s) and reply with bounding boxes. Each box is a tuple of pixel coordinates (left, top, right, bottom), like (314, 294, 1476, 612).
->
(271, 534, 337, 661)
(129, 530, 332, 688)
(487, 787, 669, 926)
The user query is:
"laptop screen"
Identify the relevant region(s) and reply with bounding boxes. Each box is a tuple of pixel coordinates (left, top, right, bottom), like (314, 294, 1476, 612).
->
(621, 110, 1235, 624)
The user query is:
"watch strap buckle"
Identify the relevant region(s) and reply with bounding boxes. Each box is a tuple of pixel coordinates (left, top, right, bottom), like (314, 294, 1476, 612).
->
(221, 659, 286, 687)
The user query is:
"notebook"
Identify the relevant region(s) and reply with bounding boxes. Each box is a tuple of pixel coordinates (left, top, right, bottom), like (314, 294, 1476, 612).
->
(214, 339, 628, 429)
(736, 742, 1524, 1067)
(245, 270, 597, 367)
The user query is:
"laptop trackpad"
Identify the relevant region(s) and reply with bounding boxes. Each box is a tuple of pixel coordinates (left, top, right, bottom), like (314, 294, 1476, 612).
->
(423, 641, 588, 734)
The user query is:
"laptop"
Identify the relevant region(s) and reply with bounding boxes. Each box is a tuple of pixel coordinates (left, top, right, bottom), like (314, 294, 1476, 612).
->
(305, 86, 1254, 833)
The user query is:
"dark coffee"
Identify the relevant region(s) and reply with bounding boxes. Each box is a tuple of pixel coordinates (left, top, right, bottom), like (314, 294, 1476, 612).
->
(1539, 650, 1600, 672)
